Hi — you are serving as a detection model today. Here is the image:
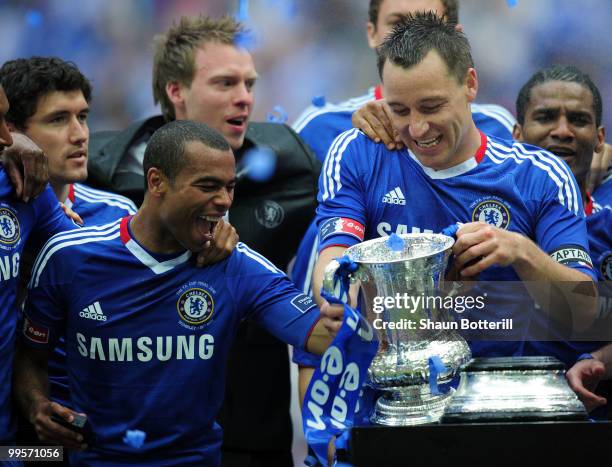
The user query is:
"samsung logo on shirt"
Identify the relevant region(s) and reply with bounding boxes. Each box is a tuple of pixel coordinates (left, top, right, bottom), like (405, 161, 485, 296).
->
(76, 333, 215, 362)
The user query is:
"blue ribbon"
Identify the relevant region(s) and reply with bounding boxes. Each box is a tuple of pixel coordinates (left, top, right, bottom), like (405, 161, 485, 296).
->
(440, 223, 460, 239)
(303, 256, 377, 466)
(428, 355, 448, 395)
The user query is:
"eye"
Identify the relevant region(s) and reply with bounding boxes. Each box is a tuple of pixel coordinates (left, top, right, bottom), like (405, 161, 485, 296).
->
(78, 113, 89, 123)
(197, 185, 218, 193)
(421, 104, 441, 114)
(533, 113, 553, 123)
(245, 79, 256, 91)
(50, 115, 68, 124)
(390, 107, 408, 116)
(570, 115, 591, 126)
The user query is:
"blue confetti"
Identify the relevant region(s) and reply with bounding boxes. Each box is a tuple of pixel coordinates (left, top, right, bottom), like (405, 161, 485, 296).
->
(386, 233, 405, 252)
(123, 429, 146, 449)
(266, 105, 288, 124)
(234, 30, 257, 51)
(25, 10, 43, 27)
(507, 0, 518, 7)
(235, 0, 250, 22)
(243, 147, 277, 182)
(311, 95, 326, 107)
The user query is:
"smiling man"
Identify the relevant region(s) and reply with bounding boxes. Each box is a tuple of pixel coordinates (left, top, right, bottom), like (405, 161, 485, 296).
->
(87, 16, 320, 466)
(512, 65, 612, 413)
(14, 120, 330, 466)
(311, 13, 597, 363)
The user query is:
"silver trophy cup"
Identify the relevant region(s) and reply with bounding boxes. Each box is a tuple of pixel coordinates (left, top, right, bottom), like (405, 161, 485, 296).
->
(323, 233, 471, 426)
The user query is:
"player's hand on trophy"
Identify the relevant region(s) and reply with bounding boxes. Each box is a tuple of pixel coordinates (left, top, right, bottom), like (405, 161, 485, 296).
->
(352, 100, 404, 150)
(320, 300, 344, 337)
(452, 222, 525, 277)
(587, 142, 611, 193)
(59, 202, 84, 226)
(566, 358, 607, 412)
(196, 219, 239, 267)
(1, 132, 49, 202)
(29, 397, 88, 451)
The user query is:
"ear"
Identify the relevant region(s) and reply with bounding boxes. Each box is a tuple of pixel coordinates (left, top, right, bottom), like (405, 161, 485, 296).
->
(594, 126, 606, 154)
(146, 167, 167, 197)
(7, 122, 18, 132)
(366, 22, 378, 49)
(512, 123, 523, 141)
(465, 68, 478, 103)
(166, 81, 186, 118)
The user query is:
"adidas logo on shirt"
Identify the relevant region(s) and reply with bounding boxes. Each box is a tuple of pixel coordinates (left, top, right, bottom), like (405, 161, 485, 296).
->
(79, 301, 107, 321)
(382, 187, 406, 205)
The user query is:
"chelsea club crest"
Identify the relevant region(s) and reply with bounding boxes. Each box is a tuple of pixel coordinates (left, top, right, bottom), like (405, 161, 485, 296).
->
(0, 207, 20, 246)
(471, 199, 510, 229)
(177, 288, 214, 326)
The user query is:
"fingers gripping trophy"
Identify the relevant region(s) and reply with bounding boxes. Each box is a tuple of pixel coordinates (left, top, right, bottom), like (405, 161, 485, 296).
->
(323, 233, 471, 426)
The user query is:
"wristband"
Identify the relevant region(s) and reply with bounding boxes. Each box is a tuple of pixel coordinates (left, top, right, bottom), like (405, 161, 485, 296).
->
(577, 353, 594, 362)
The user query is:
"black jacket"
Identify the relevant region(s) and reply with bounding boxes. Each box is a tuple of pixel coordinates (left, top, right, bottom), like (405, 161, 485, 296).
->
(87, 116, 321, 454)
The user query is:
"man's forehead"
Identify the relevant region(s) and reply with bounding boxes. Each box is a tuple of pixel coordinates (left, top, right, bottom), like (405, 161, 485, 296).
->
(528, 81, 594, 111)
(34, 89, 89, 112)
(184, 141, 234, 165)
(194, 43, 256, 74)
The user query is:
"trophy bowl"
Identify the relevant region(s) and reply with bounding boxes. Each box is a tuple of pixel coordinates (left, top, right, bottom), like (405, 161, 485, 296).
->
(323, 233, 471, 425)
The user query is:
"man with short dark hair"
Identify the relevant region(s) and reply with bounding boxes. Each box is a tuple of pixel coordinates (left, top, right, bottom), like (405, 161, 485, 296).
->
(290, 2, 516, 381)
(87, 15, 320, 466)
(313, 12, 596, 362)
(512, 65, 612, 413)
(292, 0, 514, 164)
(0, 56, 137, 226)
(0, 58, 138, 430)
(15, 119, 330, 465)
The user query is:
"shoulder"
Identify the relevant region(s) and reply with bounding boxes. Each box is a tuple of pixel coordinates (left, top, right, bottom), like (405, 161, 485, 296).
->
(486, 136, 581, 213)
(74, 183, 137, 214)
(325, 127, 384, 163)
(226, 242, 284, 276)
(471, 102, 516, 132)
(292, 90, 375, 133)
(30, 219, 123, 287)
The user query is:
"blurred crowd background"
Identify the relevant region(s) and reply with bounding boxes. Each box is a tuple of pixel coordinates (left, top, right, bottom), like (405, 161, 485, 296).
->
(0, 0, 610, 132)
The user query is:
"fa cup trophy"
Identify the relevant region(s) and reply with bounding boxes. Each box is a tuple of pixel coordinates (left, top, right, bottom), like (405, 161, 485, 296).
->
(323, 233, 471, 426)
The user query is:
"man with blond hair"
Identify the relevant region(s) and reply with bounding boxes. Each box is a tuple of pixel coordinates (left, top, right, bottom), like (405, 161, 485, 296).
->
(88, 15, 319, 466)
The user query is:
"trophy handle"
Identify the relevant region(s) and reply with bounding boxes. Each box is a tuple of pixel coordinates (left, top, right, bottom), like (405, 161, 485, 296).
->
(322, 259, 342, 298)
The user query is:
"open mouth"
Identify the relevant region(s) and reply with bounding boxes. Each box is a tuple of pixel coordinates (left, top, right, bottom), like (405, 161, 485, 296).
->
(196, 215, 222, 241)
(547, 146, 575, 159)
(415, 135, 442, 149)
(226, 116, 247, 129)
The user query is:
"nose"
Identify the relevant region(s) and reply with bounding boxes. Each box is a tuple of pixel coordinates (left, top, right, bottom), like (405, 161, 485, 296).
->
(215, 188, 233, 210)
(69, 117, 88, 145)
(550, 116, 574, 141)
(233, 83, 253, 108)
(0, 120, 13, 148)
(408, 116, 430, 139)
